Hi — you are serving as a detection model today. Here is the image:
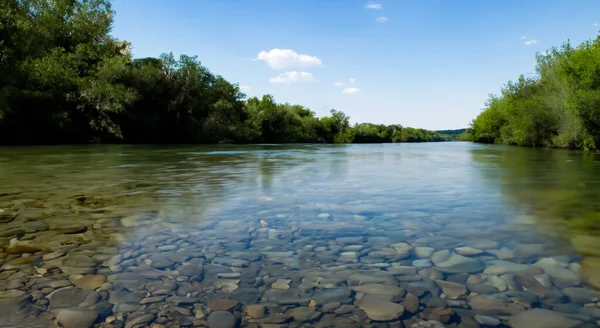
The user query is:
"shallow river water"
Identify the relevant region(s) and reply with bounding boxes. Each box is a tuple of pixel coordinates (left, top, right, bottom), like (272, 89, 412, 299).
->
(0, 143, 599, 328)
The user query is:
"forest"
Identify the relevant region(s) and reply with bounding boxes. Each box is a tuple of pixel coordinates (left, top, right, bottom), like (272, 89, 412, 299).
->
(0, 0, 444, 145)
(463, 33, 600, 150)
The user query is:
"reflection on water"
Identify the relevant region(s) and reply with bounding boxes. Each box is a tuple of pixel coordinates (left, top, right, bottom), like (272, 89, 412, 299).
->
(0, 143, 598, 328)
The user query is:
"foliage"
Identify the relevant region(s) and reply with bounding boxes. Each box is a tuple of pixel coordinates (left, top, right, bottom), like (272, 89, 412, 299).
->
(469, 34, 600, 150)
(0, 0, 443, 145)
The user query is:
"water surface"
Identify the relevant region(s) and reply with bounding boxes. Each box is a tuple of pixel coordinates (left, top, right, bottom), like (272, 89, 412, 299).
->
(0, 143, 599, 327)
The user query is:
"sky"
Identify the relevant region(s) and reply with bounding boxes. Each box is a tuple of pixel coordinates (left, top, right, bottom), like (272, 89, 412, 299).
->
(111, 0, 600, 130)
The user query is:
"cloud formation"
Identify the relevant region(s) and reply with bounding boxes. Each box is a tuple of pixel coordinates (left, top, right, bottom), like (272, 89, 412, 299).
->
(342, 87, 361, 94)
(521, 36, 538, 46)
(524, 39, 538, 46)
(269, 71, 315, 84)
(239, 85, 251, 91)
(376, 16, 389, 23)
(256, 49, 322, 69)
(334, 78, 356, 87)
(595, 22, 599, 27)
(365, 3, 382, 10)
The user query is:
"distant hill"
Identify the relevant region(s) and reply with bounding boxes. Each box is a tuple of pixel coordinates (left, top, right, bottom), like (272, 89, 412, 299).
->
(435, 129, 467, 135)
(435, 129, 468, 141)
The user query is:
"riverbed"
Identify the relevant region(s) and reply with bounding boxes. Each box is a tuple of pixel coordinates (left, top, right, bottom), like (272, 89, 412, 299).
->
(0, 143, 598, 327)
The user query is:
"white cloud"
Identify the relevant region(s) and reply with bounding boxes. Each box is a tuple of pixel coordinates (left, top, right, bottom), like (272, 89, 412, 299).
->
(365, 3, 382, 9)
(521, 36, 539, 46)
(595, 22, 599, 27)
(333, 82, 345, 86)
(376, 16, 389, 23)
(269, 71, 315, 84)
(524, 39, 539, 46)
(256, 49, 322, 69)
(349, 78, 356, 84)
(541, 51, 548, 57)
(239, 85, 251, 91)
(342, 87, 361, 94)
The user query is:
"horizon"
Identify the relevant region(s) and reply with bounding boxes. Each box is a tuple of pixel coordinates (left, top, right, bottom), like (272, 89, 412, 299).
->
(111, 0, 600, 130)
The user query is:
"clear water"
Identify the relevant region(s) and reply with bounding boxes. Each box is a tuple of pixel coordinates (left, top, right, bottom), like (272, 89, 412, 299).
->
(0, 143, 599, 328)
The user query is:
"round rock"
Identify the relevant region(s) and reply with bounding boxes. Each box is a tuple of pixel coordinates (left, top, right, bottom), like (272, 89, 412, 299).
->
(56, 308, 98, 328)
(207, 311, 237, 328)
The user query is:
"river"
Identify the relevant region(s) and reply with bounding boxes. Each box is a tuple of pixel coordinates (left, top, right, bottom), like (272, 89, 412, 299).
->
(0, 143, 598, 327)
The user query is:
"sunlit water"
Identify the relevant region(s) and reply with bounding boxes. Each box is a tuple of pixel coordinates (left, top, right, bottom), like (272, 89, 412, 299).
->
(0, 143, 599, 328)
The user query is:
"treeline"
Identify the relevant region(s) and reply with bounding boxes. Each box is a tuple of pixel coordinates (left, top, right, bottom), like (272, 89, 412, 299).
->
(0, 0, 442, 145)
(463, 34, 600, 150)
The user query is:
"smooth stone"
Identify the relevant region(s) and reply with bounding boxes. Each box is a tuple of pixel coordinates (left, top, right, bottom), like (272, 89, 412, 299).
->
(350, 284, 405, 296)
(435, 280, 466, 299)
(487, 276, 507, 292)
(415, 247, 435, 258)
(245, 304, 266, 318)
(165, 296, 201, 304)
(147, 253, 173, 269)
(63, 254, 98, 268)
(311, 288, 352, 304)
(207, 298, 239, 311)
(534, 258, 581, 286)
(455, 247, 484, 256)
(124, 313, 155, 328)
(468, 295, 525, 316)
(48, 287, 99, 309)
(286, 306, 322, 321)
(355, 294, 404, 321)
(43, 250, 67, 261)
(460, 317, 482, 328)
(419, 268, 444, 280)
(271, 279, 291, 290)
(212, 256, 249, 267)
(467, 275, 484, 284)
(505, 291, 539, 307)
(139, 296, 166, 304)
(389, 265, 420, 275)
(56, 308, 98, 328)
(508, 309, 584, 328)
(207, 311, 237, 328)
(413, 259, 433, 268)
(563, 287, 599, 304)
(347, 272, 395, 285)
(402, 293, 420, 313)
(468, 283, 500, 295)
(397, 274, 423, 282)
(3, 256, 40, 268)
(5, 245, 44, 254)
(487, 247, 514, 260)
(483, 260, 531, 275)
(0, 289, 26, 298)
(391, 243, 412, 258)
(74, 275, 106, 290)
(340, 252, 357, 260)
(474, 314, 500, 326)
(431, 251, 484, 273)
(334, 304, 356, 315)
(580, 307, 600, 318)
(515, 274, 549, 295)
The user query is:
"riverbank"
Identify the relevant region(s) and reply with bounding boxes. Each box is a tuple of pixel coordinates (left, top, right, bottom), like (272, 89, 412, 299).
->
(465, 34, 600, 150)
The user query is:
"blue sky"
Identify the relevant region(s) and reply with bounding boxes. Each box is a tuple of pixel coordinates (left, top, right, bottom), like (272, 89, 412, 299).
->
(111, 0, 600, 130)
